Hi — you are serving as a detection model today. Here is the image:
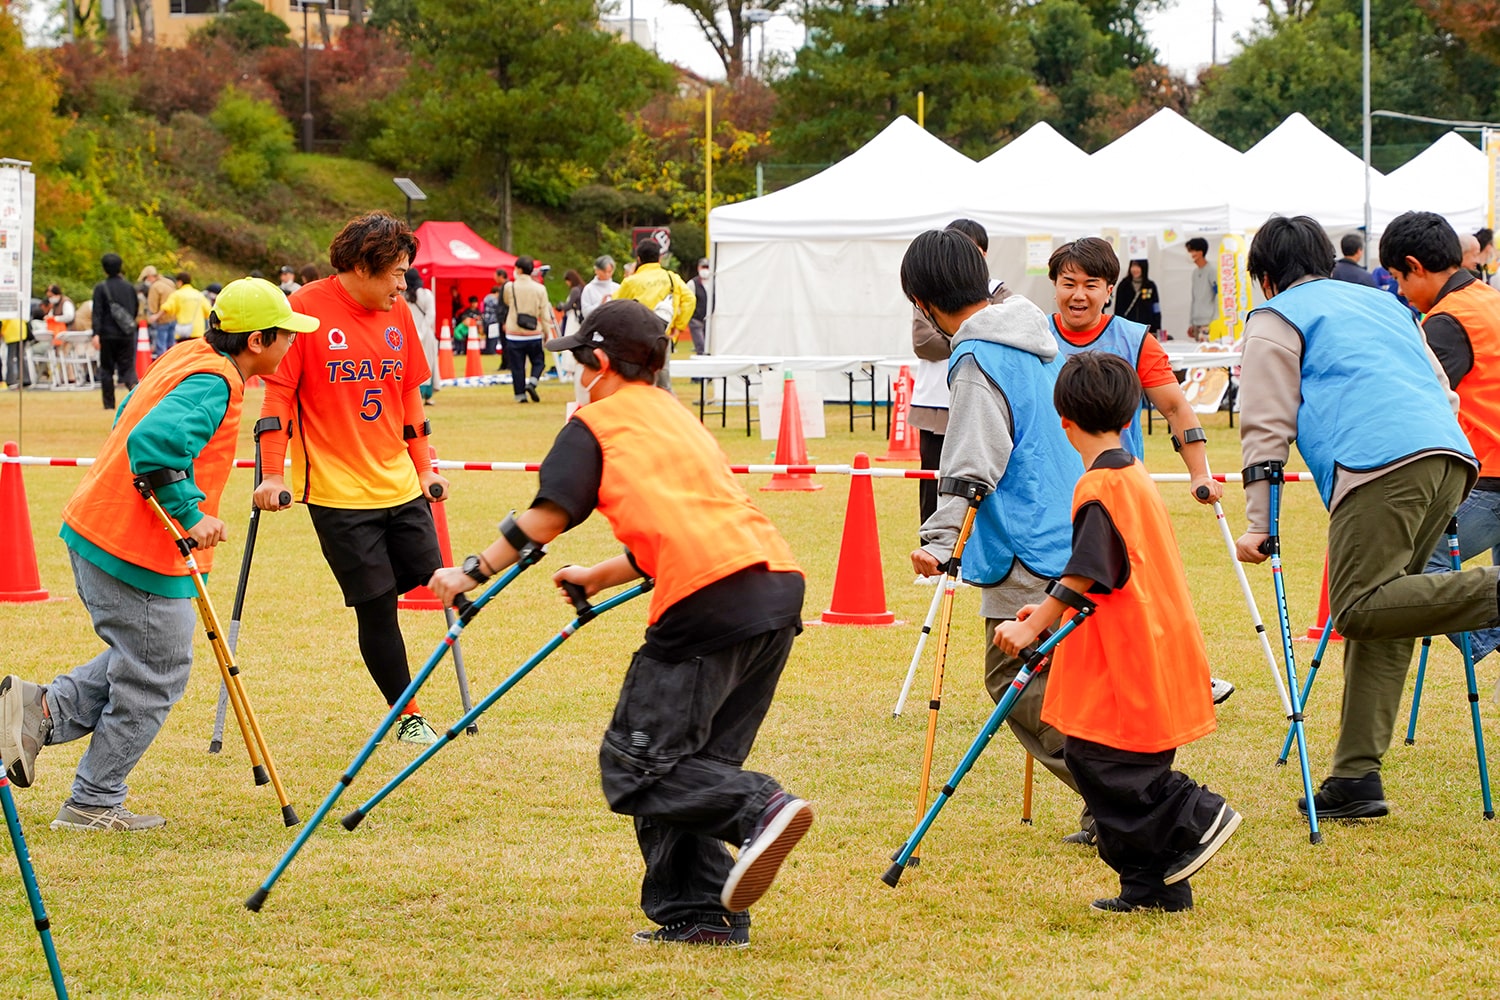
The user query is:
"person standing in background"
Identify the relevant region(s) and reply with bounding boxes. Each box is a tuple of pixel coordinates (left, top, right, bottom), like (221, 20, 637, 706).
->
(1113, 259, 1162, 337)
(91, 253, 141, 410)
(1185, 238, 1218, 341)
(140, 266, 178, 359)
(1331, 234, 1379, 287)
(688, 258, 710, 355)
(405, 269, 439, 403)
(502, 256, 557, 403)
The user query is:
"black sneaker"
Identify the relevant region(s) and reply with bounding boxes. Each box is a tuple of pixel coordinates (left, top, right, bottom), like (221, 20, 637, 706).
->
(632, 920, 749, 948)
(1297, 774, 1389, 819)
(1090, 896, 1191, 914)
(720, 790, 813, 912)
(1061, 823, 1097, 847)
(525, 377, 540, 402)
(1163, 803, 1242, 885)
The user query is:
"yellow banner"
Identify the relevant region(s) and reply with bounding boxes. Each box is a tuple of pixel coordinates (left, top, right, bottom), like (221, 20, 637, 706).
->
(1214, 233, 1250, 342)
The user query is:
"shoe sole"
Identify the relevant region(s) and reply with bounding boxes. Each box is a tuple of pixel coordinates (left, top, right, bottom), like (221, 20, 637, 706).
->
(1164, 808, 1243, 885)
(631, 929, 749, 948)
(720, 800, 813, 912)
(0, 676, 33, 788)
(1298, 799, 1389, 819)
(1212, 681, 1235, 705)
(50, 814, 166, 832)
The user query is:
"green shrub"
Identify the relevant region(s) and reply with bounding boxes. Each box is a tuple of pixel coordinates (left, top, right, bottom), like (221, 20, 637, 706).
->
(209, 85, 295, 194)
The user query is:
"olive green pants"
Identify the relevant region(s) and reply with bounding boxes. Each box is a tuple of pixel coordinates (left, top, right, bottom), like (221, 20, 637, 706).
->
(1325, 455, 1500, 777)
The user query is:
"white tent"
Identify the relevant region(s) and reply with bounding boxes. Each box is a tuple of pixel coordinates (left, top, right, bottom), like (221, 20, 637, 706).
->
(1378, 131, 1488, 234)
(1231, 113, 1392, 232)
(709, 116, 979, 363)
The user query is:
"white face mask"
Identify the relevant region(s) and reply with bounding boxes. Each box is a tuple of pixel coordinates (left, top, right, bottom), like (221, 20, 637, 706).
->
(576, 365, 605, 399)
(698, 269, 710, 279)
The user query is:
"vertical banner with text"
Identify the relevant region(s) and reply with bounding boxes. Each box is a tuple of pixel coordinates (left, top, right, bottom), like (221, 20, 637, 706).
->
(0, 162, 35, 325)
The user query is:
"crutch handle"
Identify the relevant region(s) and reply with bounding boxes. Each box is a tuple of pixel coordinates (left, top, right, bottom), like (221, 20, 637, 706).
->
(560, 581, 596, 623)
(1258, 537, 1275, 556)
(428, 483, 444, 499)
(1195, 485, 1212, 501)
(277, 490, 291, 506)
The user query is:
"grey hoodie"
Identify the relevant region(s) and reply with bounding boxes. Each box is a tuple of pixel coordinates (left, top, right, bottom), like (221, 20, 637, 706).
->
(918, 295, 1064, 619)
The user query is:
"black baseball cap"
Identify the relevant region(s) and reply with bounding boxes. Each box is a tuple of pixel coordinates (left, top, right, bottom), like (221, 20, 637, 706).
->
(546, 299, 669, 371)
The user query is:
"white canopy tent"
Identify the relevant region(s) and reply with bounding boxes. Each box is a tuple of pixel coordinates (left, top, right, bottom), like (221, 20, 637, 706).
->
(1377, 131, 1488, 234)
(1231, 113, 1393, 233)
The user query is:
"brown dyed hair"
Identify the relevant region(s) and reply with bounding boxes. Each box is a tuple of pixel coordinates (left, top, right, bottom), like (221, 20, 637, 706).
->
(327, 212, 419, 276)
(1047, 237, 1121, 284)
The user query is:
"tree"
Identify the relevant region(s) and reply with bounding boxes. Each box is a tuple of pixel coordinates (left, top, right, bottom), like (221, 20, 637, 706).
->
(1027, 0, 1139, 149)
(375, 0, 673, 250)
(662, 0, 792, 80)
(772, 0, 1038, 164)
(195, 0, 293, 51)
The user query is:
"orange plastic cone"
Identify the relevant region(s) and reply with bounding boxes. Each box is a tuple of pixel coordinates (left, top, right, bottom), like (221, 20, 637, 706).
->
(400, 446, 454, 611)
(134, 322, 151, 380)
(821, 452, 894, 624)
(464, 324, 484, 378)
(876, 364, 921, 462)
(1305, 555, 1344, 641)
(762, 372, 823, 492)
(437, 322, 456, 380)
(0, 442, 48, 602)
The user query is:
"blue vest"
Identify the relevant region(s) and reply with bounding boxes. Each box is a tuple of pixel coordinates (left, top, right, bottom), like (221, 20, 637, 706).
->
(948, 339, 1080, 585)
(1049, 315, 1150, 459)
(1251, 279, 1473, 508)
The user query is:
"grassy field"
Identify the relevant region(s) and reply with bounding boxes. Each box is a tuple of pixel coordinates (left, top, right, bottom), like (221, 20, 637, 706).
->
(0, 373, 1497, 999)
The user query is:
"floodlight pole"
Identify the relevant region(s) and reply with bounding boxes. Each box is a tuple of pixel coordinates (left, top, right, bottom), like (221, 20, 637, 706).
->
(303, 2, 313, 153)
(1362, 0, 1371, 254)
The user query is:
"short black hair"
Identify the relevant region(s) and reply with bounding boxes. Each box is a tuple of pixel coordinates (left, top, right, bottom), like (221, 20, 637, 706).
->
(945, 218, 989, 253)
(1379, 211, 1462, 277)
(205, 314, 288, 355)
(1054, 351, 1141, 434)
(1048, 238, 1120, 284)
(900, 230, 991, 315)
(101, 253, 123, 277)
(1477, 228, 1494, 252)
(1185, 237, 1209, 255)
(515, 256, 534, 275)
(1339, 233, 1364, 258)
(1247, 216, 1334, 293)
(635, 240, 661, 264)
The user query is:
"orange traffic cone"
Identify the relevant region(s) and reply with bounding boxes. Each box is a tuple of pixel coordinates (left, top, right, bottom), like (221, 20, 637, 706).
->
(134, 322, 151, 380)
(464, 324, 484, 378)
(1305, 555, 1344, 641)
(821, 452, 894, 624)
(400, 446, 454, 611)
(762, 372, 822, 492)
(876, 364, 921, 462)
(437, 322, 456, 380)
(0, 442, 48, 602)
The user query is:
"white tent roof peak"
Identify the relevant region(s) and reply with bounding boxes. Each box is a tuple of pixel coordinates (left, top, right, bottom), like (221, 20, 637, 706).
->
(1234, 112, 1389, 229)
(1377, 130, 1487, 232)
(1091, 108, 1240, 172)
(979, 121, 1088, 171)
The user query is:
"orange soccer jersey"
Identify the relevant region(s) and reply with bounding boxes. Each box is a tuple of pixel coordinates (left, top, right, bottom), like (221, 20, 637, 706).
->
(259, 276, 432, 508)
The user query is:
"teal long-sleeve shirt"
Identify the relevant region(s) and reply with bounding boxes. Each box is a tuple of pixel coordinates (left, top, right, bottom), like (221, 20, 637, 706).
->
(61, 369, 234, 598)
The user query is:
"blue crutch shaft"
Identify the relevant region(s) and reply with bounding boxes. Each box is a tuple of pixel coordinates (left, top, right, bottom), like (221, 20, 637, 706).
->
(883, 607, 1092, 887)
(1435, 519, 1497, 818)
(247, 550, 543, 912)
(341, 582, 650, 830)
(1405, 638, 1432, 745)
(1277, 622, 1334, 765)
(0, 777, 68, 999)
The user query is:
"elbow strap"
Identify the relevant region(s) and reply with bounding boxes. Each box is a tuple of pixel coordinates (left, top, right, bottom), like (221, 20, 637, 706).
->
(131, 468, 189, 498)
(1241, 460, 1282, 485)
(499, 511, 539, 554)
(253, 416, 283, 440)
(1170, 427, 1207, 453)
(403, 420, 432, 441)
(1045, 579, 1095, 614)
(938, 477, 990, 504)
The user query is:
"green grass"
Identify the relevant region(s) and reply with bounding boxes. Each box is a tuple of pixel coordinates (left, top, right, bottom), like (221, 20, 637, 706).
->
(1, 378, 1498, 998)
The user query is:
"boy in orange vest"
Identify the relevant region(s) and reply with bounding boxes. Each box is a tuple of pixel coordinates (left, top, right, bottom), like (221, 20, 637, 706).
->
(0, 278, 317, 831)
(428, 299, 811, 947)
(996, 351, 1239, 912)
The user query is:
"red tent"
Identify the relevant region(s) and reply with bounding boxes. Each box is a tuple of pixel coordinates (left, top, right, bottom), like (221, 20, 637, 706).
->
(410, 221, 517, 337)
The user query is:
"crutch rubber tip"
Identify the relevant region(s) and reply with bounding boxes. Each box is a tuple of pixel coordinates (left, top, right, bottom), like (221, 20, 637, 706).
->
(340, 808, 366, 831)
(1020, 819, 1032, 826)
(1485, 811, 1495, 821)
(1274, 759, 1287, 767)
(252, 765, 270, 786)
(881, 862, 906, 887)
(207, 740, 222, 754)
(245, 888, 269, 912)
(465, 724, 478, 736)
(1404, 738, 1416, 746)
(1309, 831, 1323, 845)
(281, 805, 300, 827)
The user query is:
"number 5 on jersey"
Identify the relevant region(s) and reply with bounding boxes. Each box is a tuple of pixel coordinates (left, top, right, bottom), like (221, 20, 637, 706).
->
(360, 387, 383, 421)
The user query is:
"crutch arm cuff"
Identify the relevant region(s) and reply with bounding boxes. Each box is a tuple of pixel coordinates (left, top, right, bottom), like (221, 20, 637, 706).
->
(1170, 427, 1207, 452)
(131, 468, 189, 498)
(403, 420, 432, 441)
(253, 416, 283, 439)
(1045, 579, 1095, 614)
(938, 477, 990, 504)
(1241, 461, 1283, 485)
(500, 511, 547, 567)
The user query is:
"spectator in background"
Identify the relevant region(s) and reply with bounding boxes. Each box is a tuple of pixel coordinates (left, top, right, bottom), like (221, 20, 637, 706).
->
(1114, 259, 1162, 337)
(91, 252, 140, 409)
(405, 269, 439, 403)
(152, 272, 211, 344)
(299, 264, 320, 287)
(278, 266, 301, 296)
(558, 269, 585, 337)
(616, 240, 694, 390)
(2, 313, 31, 389)
(502, 256, 556, 402)
(1331, 233, 1378, 287)
(1185, 238, 1218, 341)
(140, 266, 178, 359)
(456, 296, 482, 358)
(689, 258, 710, 355)
(204, 283, 222, 308)
(482, 284, 504, 356)
(41, 285, 76, 334)
(581, 255, 619, 321)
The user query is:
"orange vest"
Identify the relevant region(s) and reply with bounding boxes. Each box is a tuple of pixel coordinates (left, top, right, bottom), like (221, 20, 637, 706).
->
(62, 339, 244, 577)
(1425, 279, 1500, 475)
(574, 383, 801, 623)
(1040, 461, 1216, 753)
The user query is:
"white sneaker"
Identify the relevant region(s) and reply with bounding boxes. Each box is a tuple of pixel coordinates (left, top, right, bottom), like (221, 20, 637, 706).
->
(396, 714, 440, 745)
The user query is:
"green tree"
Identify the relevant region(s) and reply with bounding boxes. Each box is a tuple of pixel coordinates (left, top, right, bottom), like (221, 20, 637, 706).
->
(372, 0, 672, 251)
(1027, 0, 1139, 149)
(661, 0, 794, 79)
(772, 0, 1038, 164)
(195, 0, 293, 51)
(209, 85, 296, 194)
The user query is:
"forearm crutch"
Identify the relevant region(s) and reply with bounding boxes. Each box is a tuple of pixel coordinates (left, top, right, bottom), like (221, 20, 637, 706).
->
(246, 539, 546, 912)
(1403, 519, 1493, 818)
(211, 418, 287, 754)
(884, 584, 1096, 887)
(1277, 622, 1333, 766)
(1246, 460, 1321, 844)
(135, 479, 297, 827)
(341, 578, 653, 831)
(893, 579, 946, 717)
(0, 774, 68, 999)
(909, 478, 988, 865)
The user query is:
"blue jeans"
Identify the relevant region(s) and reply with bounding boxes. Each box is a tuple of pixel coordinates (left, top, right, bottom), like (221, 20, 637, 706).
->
(46, 551, 196, 808)
(151, 323, 175, 358)
(1423, 486, 1500, 662)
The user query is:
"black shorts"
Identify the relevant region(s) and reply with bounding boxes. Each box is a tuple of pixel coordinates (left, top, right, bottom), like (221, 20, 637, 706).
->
(307, 496, 444, 606)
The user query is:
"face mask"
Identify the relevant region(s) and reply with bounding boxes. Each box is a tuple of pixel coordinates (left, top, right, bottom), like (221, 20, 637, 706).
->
(698, 269, 710, 278)
(576, 365, 605, 399)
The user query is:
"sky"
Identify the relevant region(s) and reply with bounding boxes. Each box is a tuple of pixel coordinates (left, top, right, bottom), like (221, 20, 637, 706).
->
(617, 0, 1267, 83)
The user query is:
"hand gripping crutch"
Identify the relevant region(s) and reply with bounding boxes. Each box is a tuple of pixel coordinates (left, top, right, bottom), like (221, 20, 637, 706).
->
(908, 478, 989, 866)
(1246, 461, 1321, 844)
(341, 578, 653, 831)
(892, 579, 946, 717)
(135, 478, 297, 827)
(0, 774, 68, 999)
(246, 539, 546, 912)
(883, 583, 1096, 887)
(210, 417, 289, 754)
(1403, 518, 1493, 818)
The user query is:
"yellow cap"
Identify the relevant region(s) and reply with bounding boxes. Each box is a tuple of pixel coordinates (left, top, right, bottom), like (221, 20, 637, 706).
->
(211, 277, 320, 334)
